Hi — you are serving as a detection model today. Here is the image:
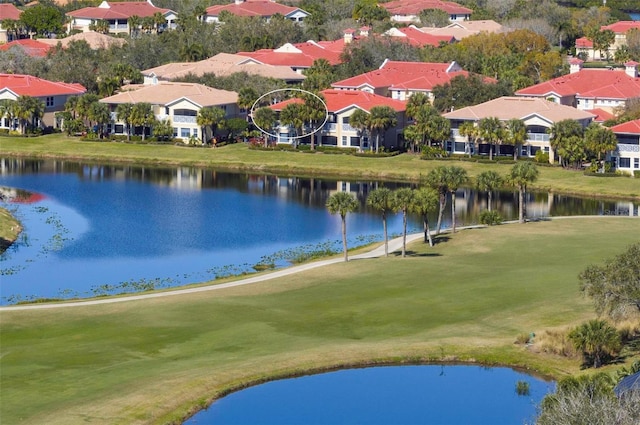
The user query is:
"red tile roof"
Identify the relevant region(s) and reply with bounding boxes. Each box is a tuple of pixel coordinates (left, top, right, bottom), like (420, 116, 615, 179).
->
(584, 108, 615, 123)
(382, 0, 472, 15)
(67, 1, 172, 20)
(332, 61, 469, 91)
(0, 4, 22, 21)
(610, 119, 640, 134)
(0, 74, 86, 97)
(601, 21, 640, 34)
(238, 41, 343, 68)
(0, 39, 53, 57)
(515, 69, 640, 100)
(575, 37, 593, 48)
(269, 89, 407, 113)
(389, 26, 454, 47)
(206, 0, 305, 18)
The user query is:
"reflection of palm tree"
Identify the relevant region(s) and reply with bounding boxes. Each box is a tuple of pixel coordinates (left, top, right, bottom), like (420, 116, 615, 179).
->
(475, 170, 503, 212)
(443, 166, 468, 233)
(507, 162, 539, 223)
(366, 188, 394, 257)
(326, 192, 359, 262)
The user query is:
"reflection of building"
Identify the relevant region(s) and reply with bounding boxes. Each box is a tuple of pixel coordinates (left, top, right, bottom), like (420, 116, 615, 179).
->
(442, 96, 594, 162)
(608, 119, 640, 175)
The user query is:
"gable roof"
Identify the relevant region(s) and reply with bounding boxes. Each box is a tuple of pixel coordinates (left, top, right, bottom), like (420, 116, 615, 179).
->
(384, 26, 455, 47)
(142, 53, 305, 82)
(0, 74, 86, 97)
(99, 82, 237, 107)
(610, 119, 640, 135)
(585, 108, 615, 123)
(516, 69, 640, 100)
(67, 1, 174, 20)
(0, 3, 22, 21)
(269, 89, 406, 114)
(443, 96, 595, 123)
(0, 39, 53, 57)
(238, 41, 343, 68)
(601, 21, 640, 34)
(382, 0, 472, 16)
(38, 31, 126, 49)
(206, 0, 308, 19)
(332, 60, 468, 92)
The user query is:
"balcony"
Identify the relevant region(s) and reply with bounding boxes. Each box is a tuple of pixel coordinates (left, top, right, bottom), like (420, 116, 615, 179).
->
(173, 115, 197, 124)
(527, 133, 549, 142)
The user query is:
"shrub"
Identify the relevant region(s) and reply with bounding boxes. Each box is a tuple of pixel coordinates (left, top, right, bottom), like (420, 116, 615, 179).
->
(420, 146, 448, 159)
(479, 210, 502, 225)
(535, 150, 550, 164)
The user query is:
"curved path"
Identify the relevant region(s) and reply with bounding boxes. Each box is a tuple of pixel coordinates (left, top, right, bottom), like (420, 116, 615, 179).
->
(0, 230, 437, 311)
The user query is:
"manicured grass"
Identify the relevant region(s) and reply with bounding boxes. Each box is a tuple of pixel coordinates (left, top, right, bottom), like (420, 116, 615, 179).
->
(0, 207, 22, 253)
(2, 135, 639, 200)
(1, 218, 639, 425)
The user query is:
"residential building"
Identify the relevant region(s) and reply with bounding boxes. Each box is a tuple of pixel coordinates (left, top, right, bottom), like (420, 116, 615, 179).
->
(205, 0, 309, 24)
(419, 20, 506, 41)
(0, 74, 86, 130)
(268, 89, 407, 150)
(237, 39, 344, 74)
(384, 26, 455, 47)
(0, 3, 22, 43)
(609, 119, 640, 175)
(66, 0, 177, 35)
(99, 81, 239, 142)
(0, 39, 53, 57)
(575, 21, 640, 61)
(442, 96, 595, 162)
(381, 0, 472, 24)
(331, 60, 470, 102)
(142, 53, 305, 84)
(515, 59, 640, 114)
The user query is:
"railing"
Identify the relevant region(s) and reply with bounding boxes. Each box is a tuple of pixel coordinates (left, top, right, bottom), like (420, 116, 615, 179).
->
(342, 123, 356, 132)
(527, 133, 550, 142)
(173, 115, 197, 124)
(618, 144, 640, 153)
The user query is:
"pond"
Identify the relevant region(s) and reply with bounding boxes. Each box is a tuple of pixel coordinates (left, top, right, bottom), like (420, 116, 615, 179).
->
(1, 158, 637, 304)
(183, 365, 555, 425)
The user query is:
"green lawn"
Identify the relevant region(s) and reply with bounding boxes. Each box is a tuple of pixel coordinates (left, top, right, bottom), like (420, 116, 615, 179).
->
(0, 207, 21, 253)
(1, 134, 639, 200)
(1, 218, 639, 425)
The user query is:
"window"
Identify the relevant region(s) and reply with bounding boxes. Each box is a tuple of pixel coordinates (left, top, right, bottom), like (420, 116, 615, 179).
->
(181, 128, 190, 138)
(193, 128, 198, 138)
(342, 136, 347, 146)
(173, 127, 178, 137)
(46, 97, 54, 107)
(619, 157, 631, 168)
(634, 158, 639, 169)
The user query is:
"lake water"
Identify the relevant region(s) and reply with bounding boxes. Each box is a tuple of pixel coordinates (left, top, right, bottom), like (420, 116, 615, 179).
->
(1, 159, 637, 304)
(183, 365, 555, 425)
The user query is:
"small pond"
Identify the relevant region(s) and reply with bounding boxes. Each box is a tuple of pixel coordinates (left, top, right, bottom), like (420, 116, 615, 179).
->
(184, 365, 555, 425)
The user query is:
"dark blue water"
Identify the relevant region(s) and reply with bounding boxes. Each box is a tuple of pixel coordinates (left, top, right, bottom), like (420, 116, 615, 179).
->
(1, 159, 637, 304)
(184, 365, 554, 425)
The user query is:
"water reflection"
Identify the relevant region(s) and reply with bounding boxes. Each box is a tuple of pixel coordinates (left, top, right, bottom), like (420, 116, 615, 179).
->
(0, 159, 637, 304)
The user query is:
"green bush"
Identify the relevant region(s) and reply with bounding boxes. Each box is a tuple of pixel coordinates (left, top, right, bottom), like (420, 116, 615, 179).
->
(479, 210, 503, 225)
(420, 145, 448, 159)
(535, 150, 550, 164)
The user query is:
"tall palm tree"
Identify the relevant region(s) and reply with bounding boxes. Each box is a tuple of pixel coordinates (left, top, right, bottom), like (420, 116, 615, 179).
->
(458, 121, 478, 158)
(410, 187, 439, 246)
(197, 106, 226, 145)
(548, 119, 584, 167)
(393, 188, 415, 258)
(252, 107, 276, 147)
(89, 102, 110, 137)
(326, 192, 359, 262)
(405, 92, 430, 120)
(14, 96, 35, 135)
(424, 166, 449, 235)
(128, 15, 141, 37)
(279, 103, 305, 147)
(569, 319, 621, 369)
(478, 117, 504, 161)
(368, 106, 397, 153)
(366, 187, 394, 257)
(116, 103, 134, 141)
(237, 87, 258, 119)
(76, 94, 99, 127)
(444, 166, 468, 233)
(507, 162, 539, 223)
(0, 99, 16, 130)
(130, 102, 154, 141)
(505, 118, 527, 160)
(300, 92, 326, 151)
(475, 170, 503, 212)
(348, 108, 369, 152)
(584, 123, 618, 173)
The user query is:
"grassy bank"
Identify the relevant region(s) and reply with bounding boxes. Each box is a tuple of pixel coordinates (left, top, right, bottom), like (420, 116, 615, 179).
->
(1, 135, 639, 200)
(1, 218, 639, 424)
(0, 207, 22, 253)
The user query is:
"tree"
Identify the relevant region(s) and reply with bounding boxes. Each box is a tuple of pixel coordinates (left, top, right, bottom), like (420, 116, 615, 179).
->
(326, 192, 359, 262)
(443, 166, 468, 233)
(14, 96, 43, 135)
(579, 243, 640, 321)
(584, 123, 618, 173)
(19, 4, 64, 37)
(590, 28, 616, 61)
(303, 59, 335, 92)
(432, 75, 513, 113)
(410, 187, 439, 247)
(237, 87, 258, 119)
(348, 108, 370, 152)
(252, 107, 277, 147)
(90, 19, 110, 34)
(419, 8, 450, 27)
(116, 103, 134, 142)
(478, 117, 504, 161)
(197, 106, 226, 144)
(128, 15, 141, 37)
(368, 105, 397, 153)
(88, 102, 110, 137)
(475, 170, 503, 212)
(458, 121, 479, 158)
(504, 118, 527, 160)
(279, 102, 305, 147)
(76, 94, 100, 127)
(221, 117, 248, 142)
(392, 188, 415, 258)
(549, 119, 584, 168)
(568, 319, 621, 368)
(366, 188, 394, 257)
(153, 118, 173, 141)
(0, 99, 17, 131)
(424, 166, 448, 235)
(130, 102, 155, 141)
(300, 92, 326, 151)
(507, 162, 539, 223)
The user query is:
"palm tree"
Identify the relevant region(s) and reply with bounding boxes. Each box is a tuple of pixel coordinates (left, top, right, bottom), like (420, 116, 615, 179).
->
(116, 103, 134, 141)
(279, 103, 305, 147)
(300, 92, 326, 151)
(197, 106, 226, 145)
(368, 105, 397, 153)
(405, 92, 430, 120)
(584, 123, 618, 173)
(88, 102, 110, 138)
(548, 119, 584, 167)
(569, 319, 621, 368)
(130, 102, 155, 141)
(458, 121, 478, 158)
(0, 99, 16, 130)
(14, 96, 37, 135)
(76, 94, 99, 128)
(475, 170, 503, 211)
(348, 108, 369, 152)
(444, 166, 468, 233)
(252, 107, 276, 147)
(64, 96, 79, 119)
(410, 187, 439, 246)
(478, 117, 504, 161)
(424, 166, 449, 235)
(366, 188, 394, 257)
(507, 162, 539, 223)
(237, 87, 258, 120)
(505, 118, 527, 160)
(326, 192, 359, 262)
(393, 188, 415, 258)
(128, 15, 141, 37)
